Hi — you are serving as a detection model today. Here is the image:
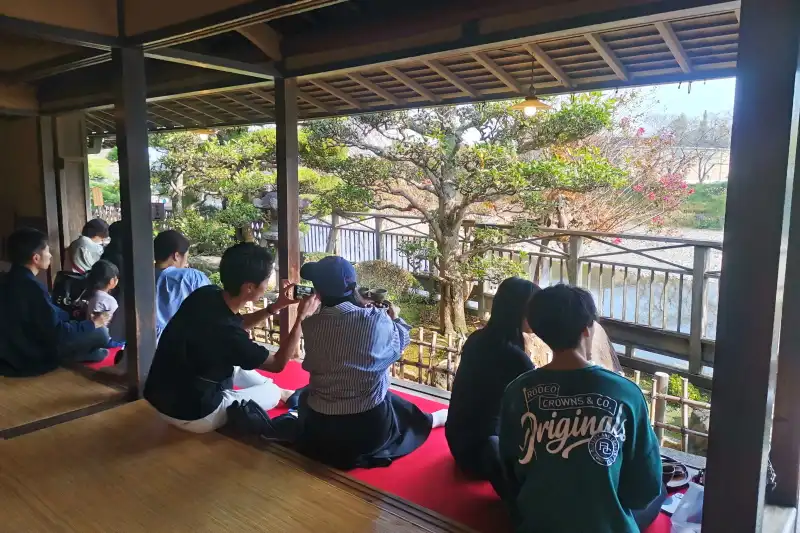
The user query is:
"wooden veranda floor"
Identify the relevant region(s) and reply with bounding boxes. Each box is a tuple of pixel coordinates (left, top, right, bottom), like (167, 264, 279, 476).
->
(0, 368, 126, 439)
(0, 400, 474, 533)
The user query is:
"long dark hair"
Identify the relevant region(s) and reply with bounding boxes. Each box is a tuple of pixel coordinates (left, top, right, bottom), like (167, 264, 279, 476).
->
(482, 277, 540, 350)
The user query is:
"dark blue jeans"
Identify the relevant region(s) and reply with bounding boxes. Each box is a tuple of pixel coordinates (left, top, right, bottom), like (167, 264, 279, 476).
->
(58, 327, 109, 363)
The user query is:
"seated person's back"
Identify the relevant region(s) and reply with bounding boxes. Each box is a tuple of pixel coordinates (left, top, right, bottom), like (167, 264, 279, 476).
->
(152, 230, 210, 339)
(65, 218, 108, 274)
(0, 228, 107, 376)
(144, 242, 313, 433)
(499, 285, 662, 533)
(446, 277, 538, 478)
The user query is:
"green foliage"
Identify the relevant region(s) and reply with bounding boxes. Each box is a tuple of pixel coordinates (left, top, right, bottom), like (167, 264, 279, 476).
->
(106, 146, 118, 162)
(88, 156, 119, 206)
(397, 240, 439, 274)
(354, 260, 420, 301)
(675, 182, 726, 229)
(302, 252, 334, 263)
(668, 374, 711, 403)
(523, 147, 628, 191)
(214, 199, 263, 229)
(208, 272, 222, 287)
(457, 254, 525, 284)
(169, 210, 234, 255)
(90, 180, 120, 206)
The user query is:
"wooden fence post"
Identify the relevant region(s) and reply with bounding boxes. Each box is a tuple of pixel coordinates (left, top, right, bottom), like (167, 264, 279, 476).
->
(374, 216, 383, 260)
(326, 212, 340, 254)
(689, 246, 709, 374)
(567, 235, 583, 286)
(681, 378, 690, 452)
(654, 371, 669, 444)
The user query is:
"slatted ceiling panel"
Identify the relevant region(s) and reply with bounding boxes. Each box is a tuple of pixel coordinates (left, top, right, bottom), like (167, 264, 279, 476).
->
(86, 9, 740, 133)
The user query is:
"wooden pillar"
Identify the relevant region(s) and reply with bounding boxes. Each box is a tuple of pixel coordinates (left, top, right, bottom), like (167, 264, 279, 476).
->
(703, 0, 800, 530)
(276, 77, 300, 342)
(52, 114, 91, 259)
(772, 90, 800, 513)
(36, 117, 62, 284)
(113, 46, 157, 395)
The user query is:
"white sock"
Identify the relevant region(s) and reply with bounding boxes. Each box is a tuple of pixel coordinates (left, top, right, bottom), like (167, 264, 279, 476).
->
(431, 409, 448, 428)
(280, 389, 296, 404)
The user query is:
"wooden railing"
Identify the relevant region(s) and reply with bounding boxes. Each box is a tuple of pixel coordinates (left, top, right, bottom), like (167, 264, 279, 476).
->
(301, 212, 722, 390)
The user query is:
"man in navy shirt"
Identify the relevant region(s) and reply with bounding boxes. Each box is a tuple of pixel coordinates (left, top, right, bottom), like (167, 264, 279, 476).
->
(0, 228, 110, 376)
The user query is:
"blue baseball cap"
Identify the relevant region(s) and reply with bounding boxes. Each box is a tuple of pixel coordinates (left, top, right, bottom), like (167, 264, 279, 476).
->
(300, 255, 357, 298)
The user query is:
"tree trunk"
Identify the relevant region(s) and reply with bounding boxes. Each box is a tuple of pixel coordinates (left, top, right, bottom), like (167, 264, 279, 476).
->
(438, 279, 469, 335)
(171, 173, 185, 216)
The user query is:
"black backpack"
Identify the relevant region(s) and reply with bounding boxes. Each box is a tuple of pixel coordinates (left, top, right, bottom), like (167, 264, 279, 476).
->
(52, 271, 89, 319)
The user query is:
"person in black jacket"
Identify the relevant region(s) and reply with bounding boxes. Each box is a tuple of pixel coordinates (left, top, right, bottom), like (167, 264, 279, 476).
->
(0, 228, 111, 377)
(446, 277, 540, 500)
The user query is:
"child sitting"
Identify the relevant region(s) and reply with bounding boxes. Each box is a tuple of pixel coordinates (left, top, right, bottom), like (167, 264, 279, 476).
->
(85, 260, 122, 357)
(498, 284, 662, 533)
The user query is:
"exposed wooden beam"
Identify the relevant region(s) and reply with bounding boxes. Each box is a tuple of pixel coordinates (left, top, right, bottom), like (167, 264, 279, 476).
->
(347, 72, 403, 105)
(173, 100, 225, 123)
(132, 0, 347, 49)
(0, 15, 117, 50)
(0, 82, 38, 113)
(296, 88, 334, 113)
(12, 51, 112, 82)
(222, 93, 273, 117)
(152, 103, 199, 126)
(250, 88, 276, 105)
(194, 97, 248, 121)
(422, 59, 479, 98)
(523, 43, 573, 88)
(85, 116, 108, 132)
(384, 66, 440, 103)
(86, 112, 114, 129)
(238, 24, 283, 60)
(144, 115, 168, 129)
(470, 52, 523, 93)
(585, 33, 629, 81)
(655, 21, 692, 73)
(147, 109, 183, 127)
(144, 48, 281, 80)
(734, 8, 741, 22)
(308, 79, 363, 109)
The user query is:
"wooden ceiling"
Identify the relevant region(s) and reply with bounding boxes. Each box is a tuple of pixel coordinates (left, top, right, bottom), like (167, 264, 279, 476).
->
(84, 7, 739, 134)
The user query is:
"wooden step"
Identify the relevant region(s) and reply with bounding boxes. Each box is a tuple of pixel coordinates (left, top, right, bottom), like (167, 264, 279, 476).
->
(0, 368, 126, 438)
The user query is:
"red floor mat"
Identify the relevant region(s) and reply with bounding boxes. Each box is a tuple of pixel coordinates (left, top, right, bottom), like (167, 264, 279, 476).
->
(261, 362, 673, 533)
(83, 347, 122, 370)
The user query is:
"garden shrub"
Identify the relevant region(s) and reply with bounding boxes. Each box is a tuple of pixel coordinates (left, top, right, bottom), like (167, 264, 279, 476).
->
(355, 260, 420, 301)
(170, 210, 234, 255)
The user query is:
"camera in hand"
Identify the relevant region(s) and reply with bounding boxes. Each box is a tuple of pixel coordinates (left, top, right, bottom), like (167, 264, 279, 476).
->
(294, 285, 315, 299)
(358, 287, 391, 308)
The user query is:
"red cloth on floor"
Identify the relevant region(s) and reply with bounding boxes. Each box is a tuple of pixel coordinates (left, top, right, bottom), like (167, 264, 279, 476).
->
(261, 362, 673, 533)
(83, 347, 121, 370)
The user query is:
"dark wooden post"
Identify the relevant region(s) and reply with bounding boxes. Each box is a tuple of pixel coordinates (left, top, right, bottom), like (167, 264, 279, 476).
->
(113, 46, 157, 395)
(37, 117, 62, 283)
(703, 0, 800, 530)
(276, 77, 300, 343)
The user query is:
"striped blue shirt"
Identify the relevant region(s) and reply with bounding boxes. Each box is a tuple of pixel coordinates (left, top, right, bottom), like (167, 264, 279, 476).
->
(301, 302, 412, 415)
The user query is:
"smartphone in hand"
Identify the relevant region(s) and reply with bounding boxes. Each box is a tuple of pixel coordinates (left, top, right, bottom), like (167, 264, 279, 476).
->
(294, 285, 315, 300)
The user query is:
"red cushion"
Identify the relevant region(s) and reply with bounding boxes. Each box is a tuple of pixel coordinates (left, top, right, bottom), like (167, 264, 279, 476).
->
(261, 362, 673, 533)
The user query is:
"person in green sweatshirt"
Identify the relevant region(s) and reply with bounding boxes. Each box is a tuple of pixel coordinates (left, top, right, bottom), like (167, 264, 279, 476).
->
(499, 284, 663, 533)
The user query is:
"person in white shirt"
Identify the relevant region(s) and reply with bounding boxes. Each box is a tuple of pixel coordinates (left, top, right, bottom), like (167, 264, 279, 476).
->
(84, 259, 120, 360)
(65, 219, 109, 274)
